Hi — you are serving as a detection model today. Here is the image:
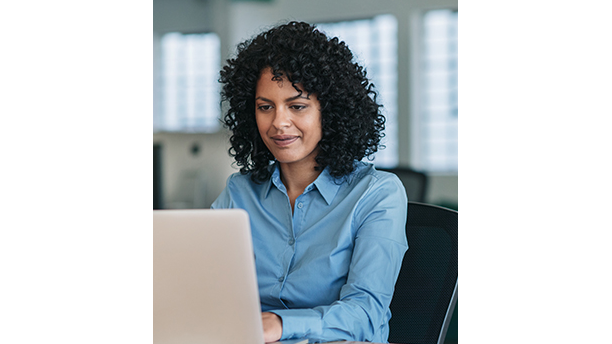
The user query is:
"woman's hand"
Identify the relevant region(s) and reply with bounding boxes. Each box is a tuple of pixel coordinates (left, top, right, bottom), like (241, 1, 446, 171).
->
(262, 312, 283, 343)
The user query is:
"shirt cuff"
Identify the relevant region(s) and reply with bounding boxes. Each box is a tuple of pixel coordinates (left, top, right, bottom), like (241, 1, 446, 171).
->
(269, 308, 322, 340)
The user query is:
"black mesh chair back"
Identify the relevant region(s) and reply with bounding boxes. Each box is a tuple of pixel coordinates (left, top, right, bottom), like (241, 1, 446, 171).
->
(388, 202, 458, 344)
(379, 167, 428, 203)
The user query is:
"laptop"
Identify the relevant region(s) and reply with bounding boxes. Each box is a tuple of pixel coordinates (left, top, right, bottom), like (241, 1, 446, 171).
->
(154, 209, 307, 344)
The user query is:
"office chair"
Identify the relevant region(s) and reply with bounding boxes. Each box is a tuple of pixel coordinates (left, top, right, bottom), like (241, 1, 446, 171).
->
(379, 167, 428, 203)
(388, 202, 458, 344)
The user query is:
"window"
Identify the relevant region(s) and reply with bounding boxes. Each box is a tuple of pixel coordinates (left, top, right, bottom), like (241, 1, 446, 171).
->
(154, 32, 221, 132)
(416, 9, 458, 172)
(317, 15, 399, 168)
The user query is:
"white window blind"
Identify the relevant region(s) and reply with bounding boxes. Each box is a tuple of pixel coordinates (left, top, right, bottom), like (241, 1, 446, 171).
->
(419, 9, 458, 172)
(317, 15, 399, 168)
(154, 32, 221, 132)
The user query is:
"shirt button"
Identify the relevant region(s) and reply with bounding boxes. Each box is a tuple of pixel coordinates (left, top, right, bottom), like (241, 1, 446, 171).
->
(278, 276, 284, 282)
(297, 202, 303, 209)
(288, 238, 295, 245)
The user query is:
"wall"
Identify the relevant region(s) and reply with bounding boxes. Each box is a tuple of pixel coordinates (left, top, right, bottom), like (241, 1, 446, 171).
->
(153, 130, 238, 209)
(153, 0, 458, 208)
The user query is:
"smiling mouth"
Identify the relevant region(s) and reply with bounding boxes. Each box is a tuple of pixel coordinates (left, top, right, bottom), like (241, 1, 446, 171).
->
(271, 135, 299, 147)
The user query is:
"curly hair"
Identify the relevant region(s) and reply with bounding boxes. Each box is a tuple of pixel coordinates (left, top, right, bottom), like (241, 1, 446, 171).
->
(219, 21, 385, 183)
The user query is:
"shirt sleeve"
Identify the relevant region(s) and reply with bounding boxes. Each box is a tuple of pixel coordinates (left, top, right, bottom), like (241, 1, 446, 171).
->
(210, 174, 235, 209)
(270, 174, 408, 343)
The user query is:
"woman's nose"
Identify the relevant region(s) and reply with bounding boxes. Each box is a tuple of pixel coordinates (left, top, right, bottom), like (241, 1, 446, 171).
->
(271, 107, 291, 129)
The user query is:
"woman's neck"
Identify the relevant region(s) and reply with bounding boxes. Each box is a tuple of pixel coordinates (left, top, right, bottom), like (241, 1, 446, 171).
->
(278, 160, 322, 210)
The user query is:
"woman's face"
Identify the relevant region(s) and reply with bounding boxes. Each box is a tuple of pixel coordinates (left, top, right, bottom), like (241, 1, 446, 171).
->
(255, 68, 322, 169)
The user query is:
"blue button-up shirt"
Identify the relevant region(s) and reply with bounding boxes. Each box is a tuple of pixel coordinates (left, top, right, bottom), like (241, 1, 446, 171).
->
(211, 162, 408, 343)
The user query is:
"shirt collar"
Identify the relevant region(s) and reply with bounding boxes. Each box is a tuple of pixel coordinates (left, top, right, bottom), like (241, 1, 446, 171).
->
(312, 167, 342, 205)
(262, 163, 282, 199)
(270, 164, 285, 193)
(264, 163, 342, 205)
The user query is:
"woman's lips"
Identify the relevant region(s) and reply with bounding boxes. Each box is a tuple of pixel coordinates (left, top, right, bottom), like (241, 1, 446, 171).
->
(271, 135, 299, 147)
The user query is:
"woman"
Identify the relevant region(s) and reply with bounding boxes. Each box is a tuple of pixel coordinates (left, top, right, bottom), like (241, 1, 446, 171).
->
(212, 21, 408, 343)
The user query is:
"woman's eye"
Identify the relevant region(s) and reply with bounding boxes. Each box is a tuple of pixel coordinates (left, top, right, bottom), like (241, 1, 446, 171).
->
(257, 105, 272, 111)
(290, 105, 306, 110)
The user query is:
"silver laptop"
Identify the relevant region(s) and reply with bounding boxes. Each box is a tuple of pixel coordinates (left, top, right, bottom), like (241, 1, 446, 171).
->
(154, 209, 307, 344)
(154, 209, 264, 343)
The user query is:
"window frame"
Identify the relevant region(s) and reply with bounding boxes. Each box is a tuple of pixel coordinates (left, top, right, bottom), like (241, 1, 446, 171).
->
(409, 7, 459, 175)
(153, 30, 222, 133)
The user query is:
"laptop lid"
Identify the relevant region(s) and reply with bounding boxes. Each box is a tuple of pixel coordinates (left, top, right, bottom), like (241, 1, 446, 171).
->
(154, 209, 264, 344)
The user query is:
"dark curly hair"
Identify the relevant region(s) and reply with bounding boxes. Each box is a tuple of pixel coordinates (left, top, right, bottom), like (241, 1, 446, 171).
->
(219, 21, 385, 183)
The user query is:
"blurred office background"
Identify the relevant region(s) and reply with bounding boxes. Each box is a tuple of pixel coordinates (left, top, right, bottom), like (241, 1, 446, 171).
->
(153, 0, 458, 212)
(153, 0, 458, 341)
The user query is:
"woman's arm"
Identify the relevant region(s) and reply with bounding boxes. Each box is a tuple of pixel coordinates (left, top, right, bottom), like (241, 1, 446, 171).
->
(270, 175, 408, 342)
